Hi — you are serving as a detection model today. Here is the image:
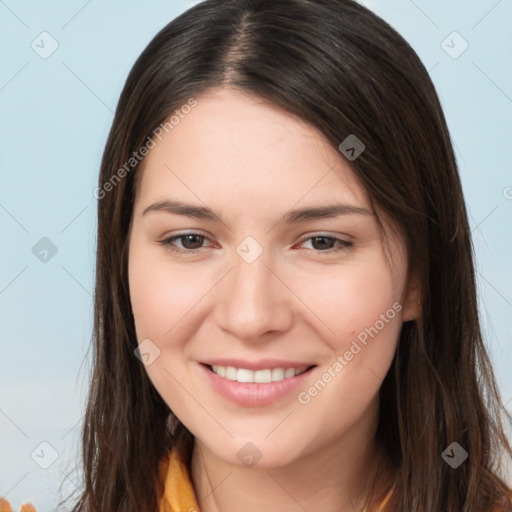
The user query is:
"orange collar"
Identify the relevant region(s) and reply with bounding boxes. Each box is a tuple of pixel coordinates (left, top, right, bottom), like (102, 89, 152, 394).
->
(157, 447, 394, 512)
(159, 447, 201, 512)
(372, 486, 393, 511)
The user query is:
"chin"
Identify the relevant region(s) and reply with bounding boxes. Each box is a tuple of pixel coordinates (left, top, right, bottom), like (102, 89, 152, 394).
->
(201, 435, 310, 470)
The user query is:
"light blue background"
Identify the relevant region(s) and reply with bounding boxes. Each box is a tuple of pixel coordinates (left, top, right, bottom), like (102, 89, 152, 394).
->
(1, 1, 511, 510)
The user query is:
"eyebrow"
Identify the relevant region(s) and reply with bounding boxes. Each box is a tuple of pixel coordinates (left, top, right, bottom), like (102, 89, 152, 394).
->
(142, 200, 371, 223)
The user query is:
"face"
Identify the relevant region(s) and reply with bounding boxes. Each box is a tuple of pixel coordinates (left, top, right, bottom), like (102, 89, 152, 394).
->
(128, 87, 418, 469)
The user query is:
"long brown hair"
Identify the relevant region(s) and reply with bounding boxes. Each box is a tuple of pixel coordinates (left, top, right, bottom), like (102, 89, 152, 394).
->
(67, 0, 512, 510)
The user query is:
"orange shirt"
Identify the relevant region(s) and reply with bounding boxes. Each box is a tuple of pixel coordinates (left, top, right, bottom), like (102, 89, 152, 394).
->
(158, 446, 201, 512)
(158, 447, 393, 512)
(158, 448, 512, 511)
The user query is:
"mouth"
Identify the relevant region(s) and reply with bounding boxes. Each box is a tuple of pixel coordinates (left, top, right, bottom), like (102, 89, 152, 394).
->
(207, 365, 312, 384)
(199, 361, 317, 407)
(204, 364, 314, 383)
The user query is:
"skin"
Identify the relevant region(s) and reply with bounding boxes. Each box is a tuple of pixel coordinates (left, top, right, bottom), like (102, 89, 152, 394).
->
(128, 87, 419, 512)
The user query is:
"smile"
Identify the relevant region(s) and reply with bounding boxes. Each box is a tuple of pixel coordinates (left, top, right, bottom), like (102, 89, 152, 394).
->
(201, 361, 317, 407)
(209, 365, 310, 383)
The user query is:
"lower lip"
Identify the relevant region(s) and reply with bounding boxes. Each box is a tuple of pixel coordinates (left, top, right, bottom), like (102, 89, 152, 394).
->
(200, 364, 315, 407)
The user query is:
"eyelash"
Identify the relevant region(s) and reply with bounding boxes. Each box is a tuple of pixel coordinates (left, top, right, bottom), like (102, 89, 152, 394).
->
(158, 232, 353, 255)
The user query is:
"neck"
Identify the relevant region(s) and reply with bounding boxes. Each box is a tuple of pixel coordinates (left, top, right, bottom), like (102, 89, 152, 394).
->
(190, 401, 393, 512)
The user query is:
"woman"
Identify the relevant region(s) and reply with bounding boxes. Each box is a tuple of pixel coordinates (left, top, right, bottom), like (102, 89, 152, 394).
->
(68, 0, 512, 510)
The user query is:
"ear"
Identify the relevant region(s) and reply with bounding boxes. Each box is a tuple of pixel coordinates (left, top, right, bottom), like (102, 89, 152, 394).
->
(401, 270, 421, 322)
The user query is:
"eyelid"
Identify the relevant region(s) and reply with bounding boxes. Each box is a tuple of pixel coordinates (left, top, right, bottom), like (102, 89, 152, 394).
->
(159, 230, 213, 253)
(158, 231, 353, 255)
(297, 233, 353, 251)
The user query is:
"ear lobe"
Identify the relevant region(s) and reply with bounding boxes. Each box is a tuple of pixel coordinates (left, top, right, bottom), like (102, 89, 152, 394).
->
(401, 273, 421, 322)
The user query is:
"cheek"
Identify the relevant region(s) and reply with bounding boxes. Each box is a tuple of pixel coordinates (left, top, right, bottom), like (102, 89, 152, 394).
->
(292, 254, 404, 418)
(294, 257, 402, 344)
(128, 244, 205, 341)
(293, 254, 404, 407)
(128, 244, 205, 412)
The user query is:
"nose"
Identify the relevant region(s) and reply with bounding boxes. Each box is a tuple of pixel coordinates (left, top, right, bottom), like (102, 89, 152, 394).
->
(214, 248, 294, 343)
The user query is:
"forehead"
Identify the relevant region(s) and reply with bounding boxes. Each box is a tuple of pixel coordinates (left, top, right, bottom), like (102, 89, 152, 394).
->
(134, 87, 369, 215)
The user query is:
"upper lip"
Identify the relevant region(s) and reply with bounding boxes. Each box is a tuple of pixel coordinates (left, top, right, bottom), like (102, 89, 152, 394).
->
(200, 359, 316, 371)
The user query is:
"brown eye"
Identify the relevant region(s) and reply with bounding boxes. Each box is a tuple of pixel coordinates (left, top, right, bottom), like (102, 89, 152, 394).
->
(299, 235, 353, 253)
(178, 234, 205, 250)
(159, 233, 210, 253)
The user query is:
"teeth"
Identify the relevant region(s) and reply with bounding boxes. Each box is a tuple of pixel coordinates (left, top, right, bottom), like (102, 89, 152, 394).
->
(284, 368, 296, 378)
(211, 365, 308, 383)
(254, 369, 272, 383)
(237, 368, 254, 383)
(271, 368, 284, 381)
(225, 366, 237, 380)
